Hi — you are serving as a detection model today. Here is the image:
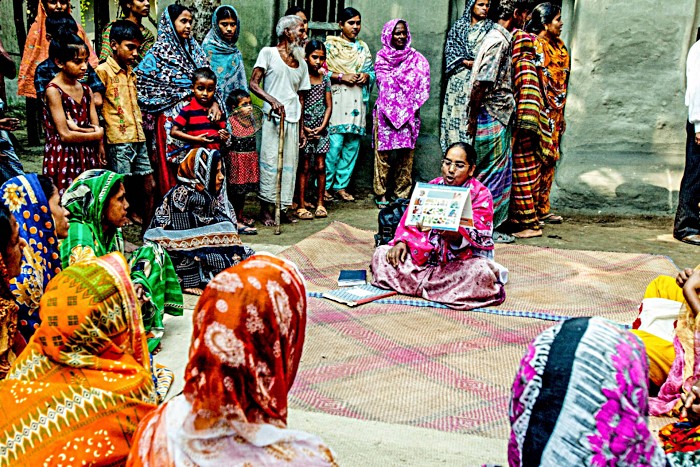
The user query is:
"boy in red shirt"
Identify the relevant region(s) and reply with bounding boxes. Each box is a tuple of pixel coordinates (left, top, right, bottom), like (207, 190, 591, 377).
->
(170, 67, 229, 150)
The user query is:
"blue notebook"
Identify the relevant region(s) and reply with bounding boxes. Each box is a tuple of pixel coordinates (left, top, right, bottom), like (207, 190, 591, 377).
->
(337, 269, 367, 287)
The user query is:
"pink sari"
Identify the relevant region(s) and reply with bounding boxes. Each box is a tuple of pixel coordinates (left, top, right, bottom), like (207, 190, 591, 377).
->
(371, 177, 505, 310)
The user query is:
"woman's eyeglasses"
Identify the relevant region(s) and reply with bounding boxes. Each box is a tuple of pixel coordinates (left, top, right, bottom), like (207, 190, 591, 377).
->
(441, 159, 467, 170)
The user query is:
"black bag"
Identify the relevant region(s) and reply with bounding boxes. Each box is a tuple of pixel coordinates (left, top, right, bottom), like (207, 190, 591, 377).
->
(374, 198, 410, 247)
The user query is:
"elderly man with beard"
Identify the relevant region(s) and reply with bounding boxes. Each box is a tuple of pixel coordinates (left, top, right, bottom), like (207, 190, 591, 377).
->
(250, 15, 310, 226)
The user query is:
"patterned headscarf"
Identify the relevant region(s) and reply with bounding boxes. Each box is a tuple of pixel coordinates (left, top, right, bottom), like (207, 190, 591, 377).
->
(60, 169, 125, 268)
(175, 147, 233, 218)
(375, 19, 430, 129)
(443, 0, 494, 76)
(509, 317, 667, 466)
(184, 254, 306, 427)
(202, 5, 248, 104)
(325, 35, 375, 104)
(0, 253, 157, 465)
(1, 174, 61, 341)
(135, 8, 212, 114)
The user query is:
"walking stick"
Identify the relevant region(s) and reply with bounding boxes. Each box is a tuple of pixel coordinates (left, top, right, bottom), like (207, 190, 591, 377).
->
(274, 113, 285, 235)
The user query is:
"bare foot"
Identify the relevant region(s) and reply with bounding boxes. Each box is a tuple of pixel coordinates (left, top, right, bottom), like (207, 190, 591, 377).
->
(512, 228, 543, 239)
(259, 211, 275, 227)
(184, 288, 204, 296)
(151, 342, 162, 355)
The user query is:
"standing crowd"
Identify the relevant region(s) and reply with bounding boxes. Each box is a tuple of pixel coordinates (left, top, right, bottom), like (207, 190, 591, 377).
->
(0, 0, 698, 465)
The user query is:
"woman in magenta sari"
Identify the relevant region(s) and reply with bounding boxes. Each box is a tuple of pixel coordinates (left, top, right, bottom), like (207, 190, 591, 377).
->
(373, 19, 430, 206)
(371, 142, 506, 310)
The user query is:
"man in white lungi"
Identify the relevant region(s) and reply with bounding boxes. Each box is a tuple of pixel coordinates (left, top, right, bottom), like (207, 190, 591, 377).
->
(250, 15, 310, 225)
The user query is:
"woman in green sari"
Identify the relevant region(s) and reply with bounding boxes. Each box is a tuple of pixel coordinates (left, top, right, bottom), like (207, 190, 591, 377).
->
(60, 169, 183, 352)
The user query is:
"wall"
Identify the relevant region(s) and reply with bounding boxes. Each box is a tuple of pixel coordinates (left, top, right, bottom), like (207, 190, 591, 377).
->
(554, 0, 698, 213)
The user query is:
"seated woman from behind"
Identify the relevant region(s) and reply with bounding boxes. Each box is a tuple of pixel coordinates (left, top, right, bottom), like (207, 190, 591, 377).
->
(634, 267, 700, 419)
(145, 147, 255, 295)
(128, 255, 337, 466)
(510, 316, 669, 466)
(371, 142, 506, 310)
(0, 253, 158, 466)
(1, 174, 69, 342)
(61, 169, 183, 352)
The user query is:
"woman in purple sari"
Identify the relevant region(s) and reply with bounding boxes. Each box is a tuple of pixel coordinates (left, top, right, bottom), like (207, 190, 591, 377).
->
(373, 19, 430, 207)
(371, 142, 506, 310)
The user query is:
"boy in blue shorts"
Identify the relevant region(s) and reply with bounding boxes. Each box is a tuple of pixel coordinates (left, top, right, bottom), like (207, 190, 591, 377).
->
(96, 20, 155, 230)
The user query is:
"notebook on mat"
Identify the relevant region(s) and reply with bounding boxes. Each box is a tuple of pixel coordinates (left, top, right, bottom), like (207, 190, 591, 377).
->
(322, 284, 397, 307)
(337, 269, 367, 287)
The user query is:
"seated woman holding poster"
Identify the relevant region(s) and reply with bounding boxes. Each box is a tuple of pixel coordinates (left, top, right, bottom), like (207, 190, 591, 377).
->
(371, 142, 506, 310)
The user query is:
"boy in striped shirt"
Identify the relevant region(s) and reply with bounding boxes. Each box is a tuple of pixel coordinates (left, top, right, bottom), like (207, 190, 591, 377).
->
(170, 67, 229, 150)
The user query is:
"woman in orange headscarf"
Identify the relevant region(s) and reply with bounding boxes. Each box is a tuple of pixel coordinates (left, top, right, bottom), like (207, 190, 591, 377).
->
(128, 254, 337, 466)
(17, 0, 98, 99)
(0, 252, 158, 465)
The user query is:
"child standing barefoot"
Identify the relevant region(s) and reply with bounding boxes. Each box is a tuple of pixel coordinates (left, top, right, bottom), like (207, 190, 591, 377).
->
(43, 33, 104, 194)
(296, 40, 332, 219)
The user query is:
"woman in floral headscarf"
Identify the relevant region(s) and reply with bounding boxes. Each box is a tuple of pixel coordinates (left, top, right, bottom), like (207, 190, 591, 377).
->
(61, 169, 183, 353)
(373, 19, 430, 207)
(0, 253, 158, 465)
(202, 5, 247, 105)
(1, 174, 68, 341)
(509, 317, 668, 466)
(440, 0, 493, 152)
(136, 5, 222, 198)
(145, 148, 254, 295)
(128, 255, 337, 466)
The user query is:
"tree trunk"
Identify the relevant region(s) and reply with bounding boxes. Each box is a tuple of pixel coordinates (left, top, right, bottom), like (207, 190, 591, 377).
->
(179, 0, 221, 43)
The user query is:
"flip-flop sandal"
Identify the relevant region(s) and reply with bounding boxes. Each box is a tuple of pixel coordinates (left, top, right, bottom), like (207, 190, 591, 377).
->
(314, 206, 328, 218)
(296, 208, 314, 220)
(238, 226, 258, 235)
(375, 198, 390, 209)
(541, 213, 563, 224)
(323, 193, 334, 202)
(337, 191, 355, 202)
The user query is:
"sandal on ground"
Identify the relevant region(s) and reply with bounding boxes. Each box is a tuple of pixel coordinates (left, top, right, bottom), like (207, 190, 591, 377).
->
(240, 216, 256, 227)
(512, 228, 543, 239)
(541, 213, 563, 224)
(375, 198, 390, 209)
(238, 226, 258, 235)
(315, 206, 328, 218)
(323, 191, 334, 202)
(296, 208, 314, 220)
(184, 288, 204, 296)
(493, 231, 516, 243)
(336, 189, 355, 202)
